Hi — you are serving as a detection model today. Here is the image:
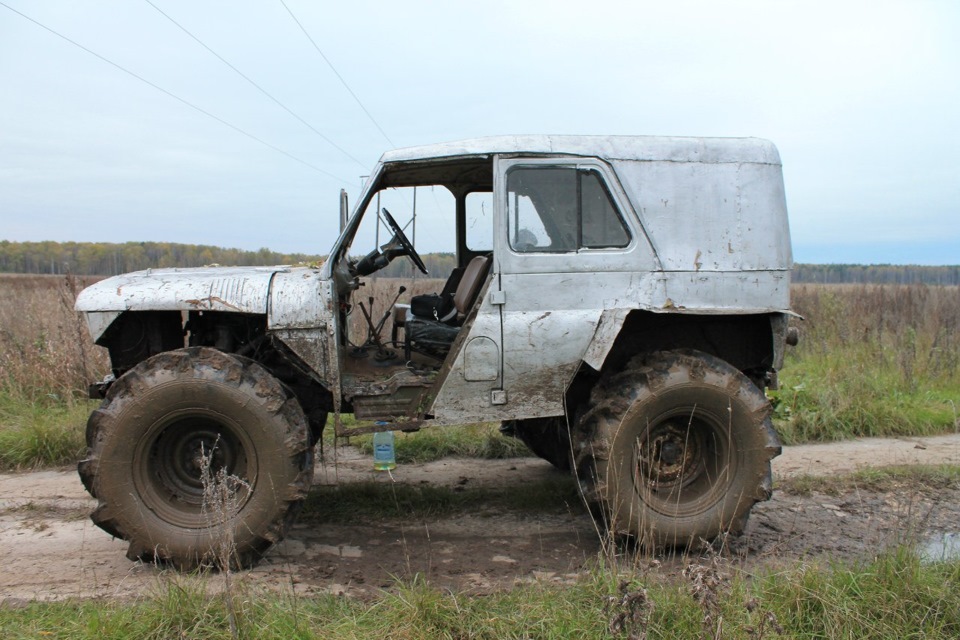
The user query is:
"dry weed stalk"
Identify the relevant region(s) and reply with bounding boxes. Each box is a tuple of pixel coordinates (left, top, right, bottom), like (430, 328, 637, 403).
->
(605, 579, 655, 640)
(199, 442, 249, 640)
(683, 553, 730, 640)
(743, 598, 784, 639)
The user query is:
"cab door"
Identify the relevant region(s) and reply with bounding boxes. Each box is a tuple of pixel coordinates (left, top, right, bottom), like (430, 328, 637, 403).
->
(493, 156, 656, 419)
(427, 189, 508, 424)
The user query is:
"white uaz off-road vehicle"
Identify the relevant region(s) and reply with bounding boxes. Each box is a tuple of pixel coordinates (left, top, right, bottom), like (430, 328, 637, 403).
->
(76, 135, 795, 568)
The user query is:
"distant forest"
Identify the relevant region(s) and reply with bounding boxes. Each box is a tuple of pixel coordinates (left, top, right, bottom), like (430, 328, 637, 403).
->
(792, 263, 960, 285)
(1, 241, 958, 285)
(0, 240, 453, 279)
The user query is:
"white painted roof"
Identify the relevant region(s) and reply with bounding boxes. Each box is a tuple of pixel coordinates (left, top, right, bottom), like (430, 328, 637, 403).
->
(380, 135, 781, 166)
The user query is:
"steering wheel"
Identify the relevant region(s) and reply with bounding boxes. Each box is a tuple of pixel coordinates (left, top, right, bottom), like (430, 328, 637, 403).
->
(381, 208, 428, 275)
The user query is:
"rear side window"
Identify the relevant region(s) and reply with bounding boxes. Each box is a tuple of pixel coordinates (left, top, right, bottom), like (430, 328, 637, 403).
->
(506, 167, 629, 253)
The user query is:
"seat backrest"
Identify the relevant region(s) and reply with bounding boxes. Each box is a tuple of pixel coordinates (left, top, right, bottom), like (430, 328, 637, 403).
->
(453, 255, 491, 319)
(440, 267, 465, 298)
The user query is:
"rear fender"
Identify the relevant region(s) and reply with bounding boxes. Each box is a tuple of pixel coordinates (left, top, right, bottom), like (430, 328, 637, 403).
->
(581, 308, 630, 372)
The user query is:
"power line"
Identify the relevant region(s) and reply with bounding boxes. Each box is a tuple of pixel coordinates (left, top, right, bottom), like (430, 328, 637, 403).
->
(1, 1, 353, 184)
(143, 0, 368, 170)
(279, 0, 396, 148)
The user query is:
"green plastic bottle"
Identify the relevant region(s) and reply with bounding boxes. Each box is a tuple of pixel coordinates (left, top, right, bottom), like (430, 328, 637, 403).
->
(373, 429, 396, 471)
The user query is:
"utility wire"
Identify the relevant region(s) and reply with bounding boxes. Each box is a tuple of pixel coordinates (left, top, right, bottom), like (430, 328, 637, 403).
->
(144, 0, 368, 170)
(1, 1, 354, 184)
(279, 0, 396, 148)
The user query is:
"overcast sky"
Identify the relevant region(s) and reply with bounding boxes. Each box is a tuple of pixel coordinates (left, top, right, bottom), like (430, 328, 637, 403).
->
(1, 0, 957, 264)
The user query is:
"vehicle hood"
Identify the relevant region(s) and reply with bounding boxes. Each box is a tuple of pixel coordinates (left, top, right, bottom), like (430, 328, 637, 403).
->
(75, 266, 289, 314)
(75, 265, 330, 342)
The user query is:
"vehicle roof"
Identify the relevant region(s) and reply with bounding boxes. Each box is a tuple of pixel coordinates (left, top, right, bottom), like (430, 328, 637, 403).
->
(380, 135, 781, 166)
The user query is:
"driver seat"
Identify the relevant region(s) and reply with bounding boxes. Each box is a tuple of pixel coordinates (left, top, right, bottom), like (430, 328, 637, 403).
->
(402, 255, 491, 360)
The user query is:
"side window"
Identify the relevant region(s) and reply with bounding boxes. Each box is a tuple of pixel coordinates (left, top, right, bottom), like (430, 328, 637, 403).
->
(465, 191, 493, 252)
(506, 166, 629, 253)
(581, 171, 630, 248)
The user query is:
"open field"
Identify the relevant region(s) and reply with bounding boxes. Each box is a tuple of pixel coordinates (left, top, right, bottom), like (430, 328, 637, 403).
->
(0, 274, 106, 403)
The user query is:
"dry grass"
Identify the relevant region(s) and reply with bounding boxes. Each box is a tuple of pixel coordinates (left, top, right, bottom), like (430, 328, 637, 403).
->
(0, 274, 108, 404)
(790, 284, 960, 384)
(0, 275, 109, 468)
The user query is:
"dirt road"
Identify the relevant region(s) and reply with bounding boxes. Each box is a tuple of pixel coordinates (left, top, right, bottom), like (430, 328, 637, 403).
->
(2, 434, 959, 602)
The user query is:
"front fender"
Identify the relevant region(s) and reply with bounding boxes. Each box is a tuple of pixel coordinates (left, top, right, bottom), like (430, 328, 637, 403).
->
(267, 269, 339, 389)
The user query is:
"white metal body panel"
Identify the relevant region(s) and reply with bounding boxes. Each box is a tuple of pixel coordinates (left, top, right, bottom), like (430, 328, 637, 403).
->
(75, 266, 282, 313)
(429, 145, 791, 420)
(429, 286, 509, 423)
(268, 269, 338, 384)
(614, 160, 792, 274)
(268, 268, 331, 329)
(74, 265, 338, 341)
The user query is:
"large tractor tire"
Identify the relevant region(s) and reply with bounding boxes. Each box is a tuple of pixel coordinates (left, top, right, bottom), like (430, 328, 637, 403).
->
(575, 349, 780, 547)
(78, 347, 313, 569)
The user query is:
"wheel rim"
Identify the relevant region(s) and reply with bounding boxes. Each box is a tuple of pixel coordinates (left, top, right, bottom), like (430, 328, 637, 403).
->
(133, 408, 257, 528)
(631, 406, 733, 518)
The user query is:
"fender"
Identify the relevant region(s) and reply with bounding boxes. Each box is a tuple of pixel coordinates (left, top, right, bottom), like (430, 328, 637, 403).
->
(581, 308, 631, 371)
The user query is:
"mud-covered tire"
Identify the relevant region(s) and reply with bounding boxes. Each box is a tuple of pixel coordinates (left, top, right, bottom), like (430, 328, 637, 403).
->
(574, 349, 780, 547)
(78, 347, 313, 569)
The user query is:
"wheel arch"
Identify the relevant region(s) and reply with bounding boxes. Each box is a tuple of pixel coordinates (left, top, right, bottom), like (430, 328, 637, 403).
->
(95, 310, 332, 436)
(97, 310, 185, 377)
(577, 309, 782, 393)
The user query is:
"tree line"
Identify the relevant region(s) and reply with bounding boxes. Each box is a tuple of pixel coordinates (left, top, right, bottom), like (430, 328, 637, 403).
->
(1, 241, 957, 285)
(0, 240, 457, 279)
(0, 241, 324, 276)
(792, 263, 960, 285)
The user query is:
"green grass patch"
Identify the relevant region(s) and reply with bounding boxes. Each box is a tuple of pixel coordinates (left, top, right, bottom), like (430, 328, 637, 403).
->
(775, 285, 960, 444)
(753, 548, 960, 638)
(780, 464, 960, 497)
(2, 550, 958, 639)
(771, 347, 960, 444)
(346, 422, 531, 464)
(301, 475, 581, 523)
(0, 393, 95, 470)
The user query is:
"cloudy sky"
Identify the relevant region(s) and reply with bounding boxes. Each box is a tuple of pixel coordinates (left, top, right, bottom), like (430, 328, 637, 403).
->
(1, 0, 957, 264)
